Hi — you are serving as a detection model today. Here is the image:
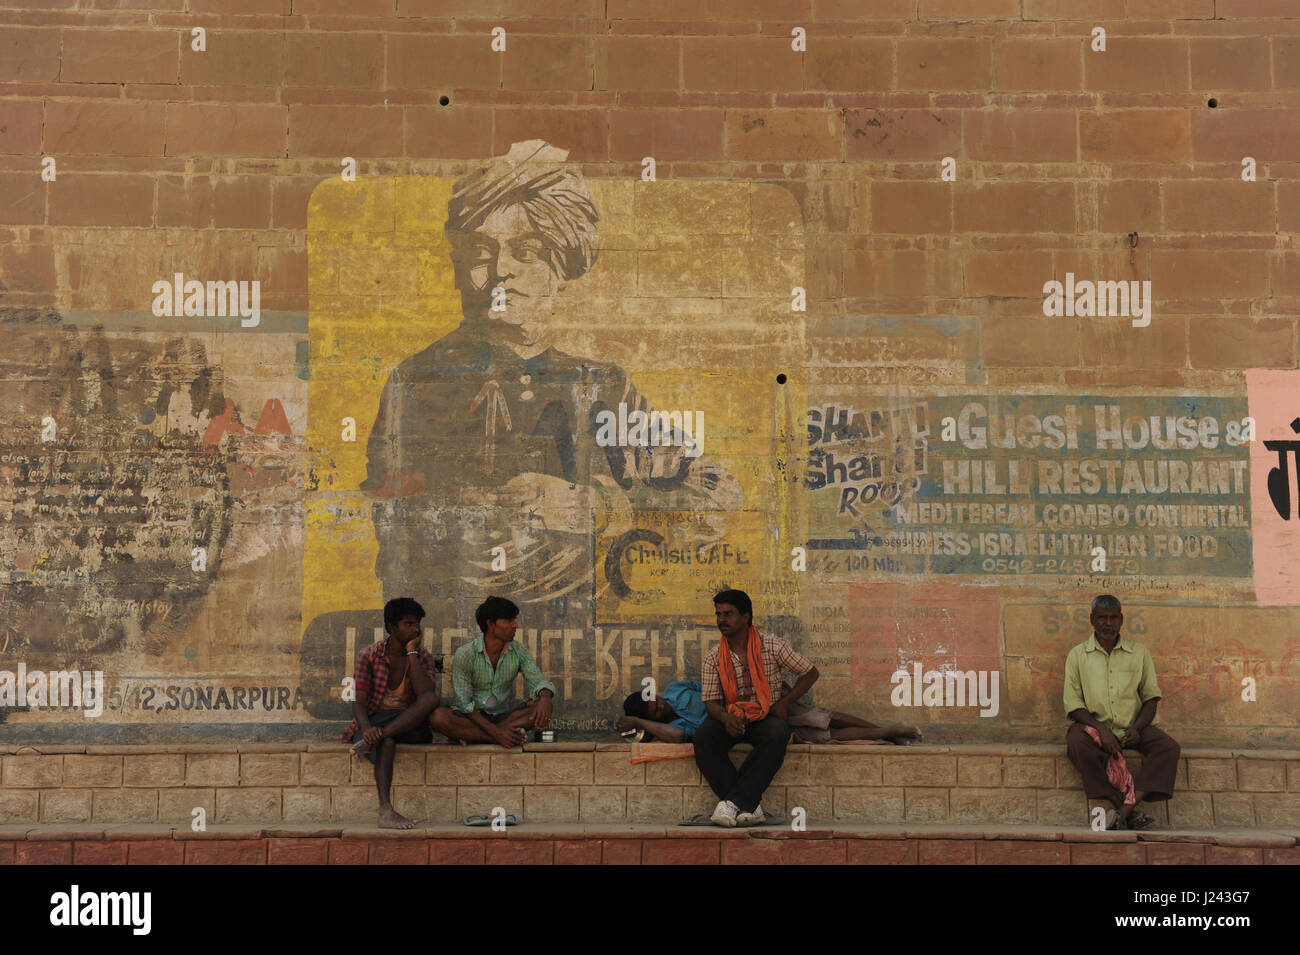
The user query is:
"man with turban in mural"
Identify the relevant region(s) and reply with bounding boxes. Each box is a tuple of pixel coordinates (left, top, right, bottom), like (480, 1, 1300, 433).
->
(362, 141, 742, 695)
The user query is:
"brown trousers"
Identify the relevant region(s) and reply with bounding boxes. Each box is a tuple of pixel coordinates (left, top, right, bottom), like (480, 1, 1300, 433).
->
(1066, 722, 1180, 804)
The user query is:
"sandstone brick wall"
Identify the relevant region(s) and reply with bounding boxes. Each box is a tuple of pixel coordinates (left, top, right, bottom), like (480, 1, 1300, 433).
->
(2, 1, 1298, 746)
(8, 3, 1299, 363)
(3, 744, 1297, 827)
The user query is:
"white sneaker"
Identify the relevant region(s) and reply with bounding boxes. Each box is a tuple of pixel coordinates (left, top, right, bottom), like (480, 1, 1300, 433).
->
(710, 800, 740, 827)
(736, 806, 766, 827)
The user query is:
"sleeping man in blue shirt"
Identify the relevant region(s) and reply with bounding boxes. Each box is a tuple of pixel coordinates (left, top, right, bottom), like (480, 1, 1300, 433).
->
(617, 680, 707, 742)
(618, 678, 922, 745)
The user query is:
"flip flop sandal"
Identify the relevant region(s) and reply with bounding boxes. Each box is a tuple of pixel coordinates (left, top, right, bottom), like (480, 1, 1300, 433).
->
(1126, 810, 1155, 830)
(679, 813, 716, 826)
(463, 813, 518, 827)
(1105, 809, 1126, 830)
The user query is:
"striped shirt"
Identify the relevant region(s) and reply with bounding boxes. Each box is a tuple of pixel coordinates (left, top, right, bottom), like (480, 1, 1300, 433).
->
(452, 635, 557, 716)
(701, 631, 814, 704)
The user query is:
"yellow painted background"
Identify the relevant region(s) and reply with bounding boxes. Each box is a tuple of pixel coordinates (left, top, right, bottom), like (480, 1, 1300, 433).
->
(303, 177, 807, 629)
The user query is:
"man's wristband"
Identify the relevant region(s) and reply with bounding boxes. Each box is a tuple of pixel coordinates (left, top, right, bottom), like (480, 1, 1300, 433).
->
(406, 651, 418, 656)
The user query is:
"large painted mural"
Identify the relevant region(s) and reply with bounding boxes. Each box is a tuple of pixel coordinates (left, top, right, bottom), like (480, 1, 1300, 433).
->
(299, 141, 805, 734)
(2, 140, 1296, 746)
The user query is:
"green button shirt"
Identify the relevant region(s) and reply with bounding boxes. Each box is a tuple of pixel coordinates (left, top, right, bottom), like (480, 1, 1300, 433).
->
(1063, 633, 1162, 735)
(451, 635, 557, 717)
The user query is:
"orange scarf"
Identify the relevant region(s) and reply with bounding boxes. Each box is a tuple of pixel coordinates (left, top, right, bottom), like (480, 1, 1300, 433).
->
(717, 626, 770, 723)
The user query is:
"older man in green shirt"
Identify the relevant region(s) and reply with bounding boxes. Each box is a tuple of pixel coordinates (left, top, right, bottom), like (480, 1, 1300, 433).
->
(1064, 594, 1180, 830)
(431, 595, 557, 748)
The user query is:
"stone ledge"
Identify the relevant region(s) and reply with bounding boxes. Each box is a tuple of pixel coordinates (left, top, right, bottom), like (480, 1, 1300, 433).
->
(1233, 750, 1300, 760)
(26, 825, 107, 842)
(175, 826, 267, 840)
(264, 826, 344, 838)
(21, 742, 1291, 758)
(98, 825, 177, 839)
(1, 822, 1293, 848)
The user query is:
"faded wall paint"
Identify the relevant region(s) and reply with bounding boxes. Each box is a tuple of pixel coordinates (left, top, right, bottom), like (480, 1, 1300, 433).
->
(0, 312, 309, 735)
(808, 393, 1252, 579)
(1248, 370, 1300, 606)
(2, 148, 1297, 746)
(299, 167, 807, 733)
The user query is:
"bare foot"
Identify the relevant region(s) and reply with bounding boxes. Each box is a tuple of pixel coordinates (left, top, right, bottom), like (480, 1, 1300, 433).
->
(886, 725, 923, 744)
(378, 805, 415, 829)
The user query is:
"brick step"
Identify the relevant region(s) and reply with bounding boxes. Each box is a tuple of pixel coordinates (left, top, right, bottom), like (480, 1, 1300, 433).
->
(2, 823, 1297, 865)
(5, 742, 1297, 829)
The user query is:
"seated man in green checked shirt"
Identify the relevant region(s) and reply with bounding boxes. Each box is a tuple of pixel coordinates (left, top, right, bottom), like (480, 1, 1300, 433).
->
(431, 595, 556, 748)
(1064, 594, 1180, 831)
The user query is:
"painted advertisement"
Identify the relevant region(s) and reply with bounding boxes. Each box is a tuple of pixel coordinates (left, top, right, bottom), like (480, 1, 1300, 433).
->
(1, 138, 1286, 746)
(807, 393, 1252, 582)
(299, 143, 808, 733)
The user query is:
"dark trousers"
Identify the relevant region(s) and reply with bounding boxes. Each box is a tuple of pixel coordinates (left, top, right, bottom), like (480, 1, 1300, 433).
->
(693, 714, 790, 813)
(1066, 722, 1180, 803)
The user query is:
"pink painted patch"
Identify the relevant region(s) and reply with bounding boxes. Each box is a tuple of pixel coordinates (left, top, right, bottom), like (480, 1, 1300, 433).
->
(369, 470, 425, 498)
(254, 398, 292, 436)
(849, 582, 1001, 723)
(1247, 370, 1300, 605)
(201, 397, 246, 445)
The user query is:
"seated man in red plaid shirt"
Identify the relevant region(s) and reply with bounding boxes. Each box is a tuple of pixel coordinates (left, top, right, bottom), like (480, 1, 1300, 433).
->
(343, 597, 440, 829)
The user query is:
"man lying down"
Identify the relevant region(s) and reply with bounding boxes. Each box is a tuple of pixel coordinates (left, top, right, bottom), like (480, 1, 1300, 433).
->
(616, 679, 921, 745)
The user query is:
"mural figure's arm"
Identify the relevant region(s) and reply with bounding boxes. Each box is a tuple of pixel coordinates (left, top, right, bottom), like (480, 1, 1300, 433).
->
(600, 372, 744, 515)
(361, 383, 399, 494)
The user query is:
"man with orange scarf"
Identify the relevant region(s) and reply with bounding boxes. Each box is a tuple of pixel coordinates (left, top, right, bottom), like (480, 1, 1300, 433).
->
(696, 589, 819, 827)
